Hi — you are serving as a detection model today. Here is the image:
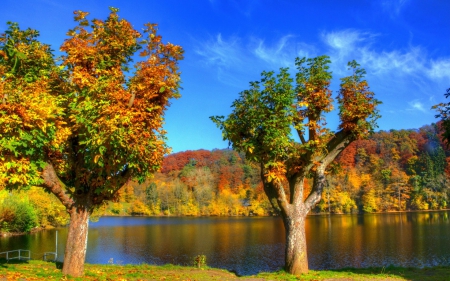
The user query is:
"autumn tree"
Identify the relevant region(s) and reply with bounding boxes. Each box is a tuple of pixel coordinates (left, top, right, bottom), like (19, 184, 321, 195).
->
(212, 56, 380, 274)
(0, 8, 183, 277)
(433, 88, 450, 145)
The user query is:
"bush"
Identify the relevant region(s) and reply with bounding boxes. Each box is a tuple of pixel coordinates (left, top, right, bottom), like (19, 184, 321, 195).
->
(0, 192, 38, 233)
(193, 254, 207, 268)
(27, 187, 69, 227)
(129, 199, 151, 216)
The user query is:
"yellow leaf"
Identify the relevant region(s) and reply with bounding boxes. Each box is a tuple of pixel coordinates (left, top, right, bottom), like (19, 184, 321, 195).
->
(299, 101, 309, 107)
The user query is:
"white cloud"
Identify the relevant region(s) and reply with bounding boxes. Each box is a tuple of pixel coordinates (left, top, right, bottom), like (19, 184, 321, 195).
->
(192, 26, 447, 133)
(322, 29, 367, 51)
(321, 30, 378, 74)
(427, 59, 450, 80)
(194, 29, 449, 98)
(194, 33, 318, 85)
(195, 33, 242, 69)
(252, 35, 316, 68)
(321, 29, 450, 82)
(320, 29, 449, 118)
(408, 100, 427, 113)
(194, 34, 247, 85)
(360, 47, 426, 76)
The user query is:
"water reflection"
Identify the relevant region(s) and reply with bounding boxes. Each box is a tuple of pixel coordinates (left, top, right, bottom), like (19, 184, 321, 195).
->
(2, 212, 450, 276)
(75, 217, 285, 275)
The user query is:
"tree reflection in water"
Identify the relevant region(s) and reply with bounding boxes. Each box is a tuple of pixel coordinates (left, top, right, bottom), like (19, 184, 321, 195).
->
(2, 212, 450, 276)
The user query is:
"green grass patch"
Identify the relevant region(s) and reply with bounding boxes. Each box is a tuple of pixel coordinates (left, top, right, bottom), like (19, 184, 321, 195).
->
(1, 260, 450, 280)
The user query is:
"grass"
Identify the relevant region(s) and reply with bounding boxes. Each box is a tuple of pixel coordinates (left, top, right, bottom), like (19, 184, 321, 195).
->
(1, 260, 450, 280)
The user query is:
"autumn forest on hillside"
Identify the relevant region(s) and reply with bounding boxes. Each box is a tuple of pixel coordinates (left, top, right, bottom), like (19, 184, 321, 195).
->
(3, 122, 450, 231)
(76, 123, 450, 216)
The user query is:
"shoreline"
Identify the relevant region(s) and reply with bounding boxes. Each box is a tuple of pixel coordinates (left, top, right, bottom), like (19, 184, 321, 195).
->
(0, 225, 53, 237)
(2, 208, 449, 237)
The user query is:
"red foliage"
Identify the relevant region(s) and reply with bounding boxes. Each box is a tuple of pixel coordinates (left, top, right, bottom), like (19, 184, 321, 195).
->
(410, 131, 428, 152)
(337, 142, 357, 168)
(161, 149, 217, 173)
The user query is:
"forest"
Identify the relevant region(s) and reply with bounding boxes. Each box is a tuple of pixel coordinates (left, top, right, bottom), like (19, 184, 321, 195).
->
(2, 122, 449, 232)
(105, 122, 450, 216)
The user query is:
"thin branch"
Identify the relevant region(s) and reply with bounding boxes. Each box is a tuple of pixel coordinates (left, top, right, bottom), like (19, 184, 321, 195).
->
(127, 91, 135, 108)
(297, 129, 307, 144)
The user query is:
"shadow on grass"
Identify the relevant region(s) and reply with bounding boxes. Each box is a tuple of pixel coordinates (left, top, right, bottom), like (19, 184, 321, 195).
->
(0, 258, 28, 269)
(0, 258, 63, 270)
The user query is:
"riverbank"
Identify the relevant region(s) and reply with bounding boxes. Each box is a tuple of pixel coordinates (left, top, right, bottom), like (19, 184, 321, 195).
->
(2, 208, 448, 238)
(0, 225, 55, 237)
(0, 260, 449, 280)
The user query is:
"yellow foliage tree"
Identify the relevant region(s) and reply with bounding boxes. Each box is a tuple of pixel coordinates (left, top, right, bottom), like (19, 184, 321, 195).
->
(0, 9, 182, 277)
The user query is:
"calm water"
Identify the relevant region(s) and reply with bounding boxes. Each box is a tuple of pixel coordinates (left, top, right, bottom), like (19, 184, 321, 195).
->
(2, 211, 450, 276)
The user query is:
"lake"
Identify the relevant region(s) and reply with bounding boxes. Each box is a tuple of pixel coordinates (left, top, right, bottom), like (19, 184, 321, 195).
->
(1, 211, 450, 276)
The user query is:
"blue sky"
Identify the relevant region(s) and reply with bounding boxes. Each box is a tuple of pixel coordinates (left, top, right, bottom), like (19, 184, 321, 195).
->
(1, 0, 449, 153)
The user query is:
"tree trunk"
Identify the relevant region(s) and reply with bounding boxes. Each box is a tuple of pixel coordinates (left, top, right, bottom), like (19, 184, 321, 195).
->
(62, 205, 90, 277)
(283, 211, 308, 275)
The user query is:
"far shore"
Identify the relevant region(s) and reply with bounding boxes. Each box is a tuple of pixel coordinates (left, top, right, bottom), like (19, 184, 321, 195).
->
(2, 208, 448, 237)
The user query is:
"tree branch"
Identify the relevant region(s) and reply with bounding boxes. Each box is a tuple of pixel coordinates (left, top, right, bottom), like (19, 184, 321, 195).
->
(261, 164, 291, 216)
(304, 168, 326, 211)
(110, 166, 132, 191)
(297, 129, 307, 144)
(289, 173, 304, 206)
(41, 162, 74, 210)
(91, 166, 132, 204)
(303, 130, 353, 211)
(259, 163, 287, 214)
(323, 130, 353, 166)
(273, 180, 291, 215)
(127, 91, 135, 108)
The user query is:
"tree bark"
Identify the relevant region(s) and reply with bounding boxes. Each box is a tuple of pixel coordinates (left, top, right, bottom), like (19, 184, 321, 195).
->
(262, 168, 311, 275)
(42, 161, 132, 277)
(283, 211, 308, 275)
(61, 204, 91, 277)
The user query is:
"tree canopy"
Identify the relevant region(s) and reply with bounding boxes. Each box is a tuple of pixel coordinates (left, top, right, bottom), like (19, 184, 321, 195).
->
(212, 55, 381, 274)
(1, 8, 183, 198)
(212, 56, 380, 187)
(433, 88, 450, 145)
(0, 8, 183, 276)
